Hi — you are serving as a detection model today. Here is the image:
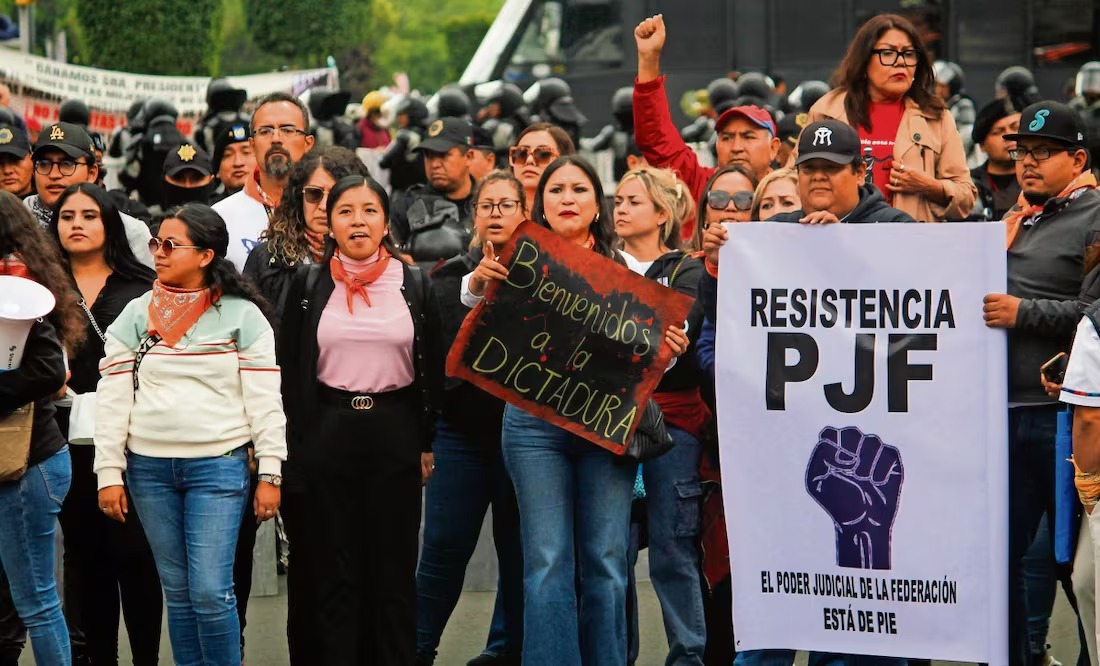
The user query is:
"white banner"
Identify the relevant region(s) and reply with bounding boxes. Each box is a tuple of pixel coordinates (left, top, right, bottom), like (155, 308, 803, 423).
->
(715, 222, 1008, 662)
(0, 51, 335, 134)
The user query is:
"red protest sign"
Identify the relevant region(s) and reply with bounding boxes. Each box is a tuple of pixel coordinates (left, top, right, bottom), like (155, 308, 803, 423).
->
(446, 220, 695, 454)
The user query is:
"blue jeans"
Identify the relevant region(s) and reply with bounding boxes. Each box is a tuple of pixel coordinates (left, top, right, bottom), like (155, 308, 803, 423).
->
(734, 652, 906, 665)
(127, 447, 249, 666)
(501, 404, 637, 666)
(0, 446, 71, 666)
(416, 420, 523, 663)
(627, 426, 706, 666)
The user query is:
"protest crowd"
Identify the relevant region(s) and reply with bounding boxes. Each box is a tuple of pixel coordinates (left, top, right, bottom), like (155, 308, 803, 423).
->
(4, 8, 1100, 666)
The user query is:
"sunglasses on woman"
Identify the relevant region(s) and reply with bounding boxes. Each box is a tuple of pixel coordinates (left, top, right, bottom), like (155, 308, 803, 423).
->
(302, 186, 329, 205)
(148, 238, 203, 256)
(509, 146, 557, 167)
(706, 190, 755, 212)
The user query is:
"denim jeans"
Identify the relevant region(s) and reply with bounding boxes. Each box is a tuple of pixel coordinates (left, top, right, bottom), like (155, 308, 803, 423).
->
(734, 652, 907, 665)
(1023, 512, 1089, 666)
(127, 447, 249, 666)
(416, 420, 523, 663)
(627, 426, 706, 666)
(501, 404, 636, 666)
(0, 446, 71, 666)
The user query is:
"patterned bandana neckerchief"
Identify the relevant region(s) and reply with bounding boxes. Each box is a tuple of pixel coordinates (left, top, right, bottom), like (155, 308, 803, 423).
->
(29, 197, 52, 229)
(1004, 171, 1098, 248)
(0, 253, 30, 279)
(147, 280, 217, 347)
(243, 168, 279, 222)
(330, 248, 392, 313)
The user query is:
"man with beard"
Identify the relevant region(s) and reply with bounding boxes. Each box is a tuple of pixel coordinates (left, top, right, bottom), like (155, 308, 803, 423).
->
(213, 92, 314, 271)
(0, 123, 33, 198)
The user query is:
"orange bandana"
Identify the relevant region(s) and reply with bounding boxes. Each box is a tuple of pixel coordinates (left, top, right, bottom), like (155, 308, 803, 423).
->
(148, 280, 216, 347)
(1005, 171, 1097, 248)
(0, 253, 30, 279)
(330, 248, 393, 312)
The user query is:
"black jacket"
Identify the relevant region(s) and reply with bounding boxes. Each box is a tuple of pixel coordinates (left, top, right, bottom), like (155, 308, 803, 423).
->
(278, 260, 445, 459)
(243, 244, 303, 331)
(700, 185, 915, 322)
(970, 161, 1020, 221)
(0, 318, 66, 472)
(431, 249, 506, 446)
(389, 181, 475, 270)
(68, 274, 151, 395)
(636, 250, 706, 393)
(1006, 188, 1100, 402)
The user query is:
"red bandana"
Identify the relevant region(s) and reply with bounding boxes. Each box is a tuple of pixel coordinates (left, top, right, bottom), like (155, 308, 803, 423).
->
(148, 280, 216, 347)
(330, 248, 392, 312)
(0, 253, 30, 279)
(243, 168, 279, 210)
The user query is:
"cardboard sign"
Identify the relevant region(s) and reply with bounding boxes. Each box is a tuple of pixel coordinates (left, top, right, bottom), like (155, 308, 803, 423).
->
(447, 221, 694, 454)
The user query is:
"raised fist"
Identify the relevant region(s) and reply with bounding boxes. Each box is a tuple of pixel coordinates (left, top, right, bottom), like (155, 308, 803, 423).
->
(806, 426, 903, 570)
(634, 14, 666, 59)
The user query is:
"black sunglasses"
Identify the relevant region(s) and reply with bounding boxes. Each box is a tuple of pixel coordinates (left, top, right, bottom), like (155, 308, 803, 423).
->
(706, 190, 754, 212)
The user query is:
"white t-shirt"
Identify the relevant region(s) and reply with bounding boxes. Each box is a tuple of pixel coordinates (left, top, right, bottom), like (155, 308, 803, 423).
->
(1061, 316, 1100, 407)
(212, 190, 270, 272)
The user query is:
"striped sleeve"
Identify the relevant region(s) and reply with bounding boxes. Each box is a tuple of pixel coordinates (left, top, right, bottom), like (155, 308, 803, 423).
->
(1062, 317, 1100, 407)
(94, 329, 138, 488)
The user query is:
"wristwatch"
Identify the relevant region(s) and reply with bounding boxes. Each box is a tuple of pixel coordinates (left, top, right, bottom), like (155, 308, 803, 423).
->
(257, 474, 283, 487)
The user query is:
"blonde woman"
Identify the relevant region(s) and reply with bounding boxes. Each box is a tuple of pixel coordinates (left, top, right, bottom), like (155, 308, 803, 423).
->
(751, 167, 801, 220)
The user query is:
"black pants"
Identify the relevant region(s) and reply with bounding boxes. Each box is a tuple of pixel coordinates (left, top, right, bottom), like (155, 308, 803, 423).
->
(0, 567, 23, 666)
(283, 385, 423, 666)
(235, 476, 259, 649)
(58, 445, 163, 666)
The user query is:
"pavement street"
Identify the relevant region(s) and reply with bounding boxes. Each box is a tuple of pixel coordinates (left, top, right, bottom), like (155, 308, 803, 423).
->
(18, 575, 1083, 665)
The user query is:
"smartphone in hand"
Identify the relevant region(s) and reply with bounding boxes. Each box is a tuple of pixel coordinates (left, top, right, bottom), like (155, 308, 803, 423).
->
(1041, 352, 1069, 385)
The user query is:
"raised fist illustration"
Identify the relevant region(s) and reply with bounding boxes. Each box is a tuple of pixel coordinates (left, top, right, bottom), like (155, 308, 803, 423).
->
(806, 426, 903, 570)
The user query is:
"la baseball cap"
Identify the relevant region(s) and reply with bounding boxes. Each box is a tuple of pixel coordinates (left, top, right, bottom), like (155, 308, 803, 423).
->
(1003, 101, 1087, 146)
(417, 117, 475, 153)
(715, 105, 776, 136)
(33, 122, 95, 161)
(794, 119, 861, 166)
(0, 124, 30, 159)
(163, 142, 213, 178)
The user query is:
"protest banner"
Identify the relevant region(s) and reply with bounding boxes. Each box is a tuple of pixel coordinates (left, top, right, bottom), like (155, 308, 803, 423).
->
(0, 52, 335, 135)
(447, 220, 694, 454)
(715, 222, 1007, 663)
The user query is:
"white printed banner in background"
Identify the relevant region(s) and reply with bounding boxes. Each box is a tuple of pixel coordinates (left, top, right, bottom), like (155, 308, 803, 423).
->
(0, 51, 335, 134)
(715, 222, 1008, 663)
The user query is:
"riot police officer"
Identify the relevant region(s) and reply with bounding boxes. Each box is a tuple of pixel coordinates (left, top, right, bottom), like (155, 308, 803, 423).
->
(380, 95, 430, 193)
(121, 97, 185, 208)
(475, 80, 530, 164)
(681, 77, 738, 143)
(1070, 61, 1100, 159)
(433, 86, 473, 121)
(523, 77, 586, 144)
(308, 87, 359, 149)
(193, 78, 248, 153)
(582, 86, 634, 181)
(933, 61, 977, 157)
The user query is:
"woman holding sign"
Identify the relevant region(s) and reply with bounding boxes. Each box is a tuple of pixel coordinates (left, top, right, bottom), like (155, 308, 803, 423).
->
(466, 156, 690, 665)
(0, 191, 85, 665)
(278, 175, 444, 665)
(613, 167, 707, 664)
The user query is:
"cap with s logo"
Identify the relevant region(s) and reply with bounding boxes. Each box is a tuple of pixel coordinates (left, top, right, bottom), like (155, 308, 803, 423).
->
(1003, 101, 1087, 146)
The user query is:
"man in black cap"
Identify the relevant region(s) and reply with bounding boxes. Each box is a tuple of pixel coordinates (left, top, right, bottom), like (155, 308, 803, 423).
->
(0, 123, 33, 199)
(210, 122, 255, 204)
(467, 124, 497, 182)
(981, 101, 1100, 666)
(25, 122, 152, 267)
(970, 98, 1025, 220)
(390, 117, 477, 268)
(148, 142, 217, 223)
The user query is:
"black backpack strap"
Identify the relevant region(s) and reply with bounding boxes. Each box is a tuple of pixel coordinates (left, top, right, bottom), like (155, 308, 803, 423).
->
(133, 334, 162, 392)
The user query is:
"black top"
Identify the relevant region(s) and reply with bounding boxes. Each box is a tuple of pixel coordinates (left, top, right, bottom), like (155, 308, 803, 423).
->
(389, 179, 476, 270)
(242, 243, 302, 332)
(431, 249, 506, 447)
(765, 184, 917, 224)
(639, 250, 705, 394)
(68, 274, 151, 394)
(279, 260, 446, 465)
(0, 318, 67, 472)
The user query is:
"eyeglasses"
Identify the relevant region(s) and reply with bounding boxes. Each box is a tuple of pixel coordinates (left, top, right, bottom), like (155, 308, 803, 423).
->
(148, 237, 203, 256)
(34, 158, 87, 176)
(871, 48, 919, 67)
(1008, 146, 1072, 161)
(509, 146, 557, 167)
(706, 190, 754, 212)
(474, 200, 521, 217)
(302, 186, 329, 205)
(253, 125, 308, 139)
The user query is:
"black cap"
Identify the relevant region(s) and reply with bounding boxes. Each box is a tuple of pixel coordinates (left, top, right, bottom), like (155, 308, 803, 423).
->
(1003, 101, 1087, 146)
(0, 124, 30, 158)
(471, 124, 494, 151)
(777, 112, 808, 146)
(211, 121, 250, 173)
(33, 122, 95, 160)
(794, 119, 861, 166)
(163, 143, 212, 178)
(972, 97, 1027, 146)
(417, 117, 474, 153)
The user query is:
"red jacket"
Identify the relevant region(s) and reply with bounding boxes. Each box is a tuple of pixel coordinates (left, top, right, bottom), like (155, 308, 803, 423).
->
(633, 76, 714, 240)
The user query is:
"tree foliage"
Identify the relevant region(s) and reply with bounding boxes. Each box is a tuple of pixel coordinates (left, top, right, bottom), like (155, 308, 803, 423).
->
(442, 14, 495, 82)
(242, 0, 354, 65)
(76, 0, 223, 74)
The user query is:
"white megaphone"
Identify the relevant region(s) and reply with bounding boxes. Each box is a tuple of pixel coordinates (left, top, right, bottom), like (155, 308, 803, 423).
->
(0, 275, 56, 371)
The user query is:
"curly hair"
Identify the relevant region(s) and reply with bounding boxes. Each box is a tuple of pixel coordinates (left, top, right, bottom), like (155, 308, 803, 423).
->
(0, 191, 86, 352)
(261, 146, 371, 265)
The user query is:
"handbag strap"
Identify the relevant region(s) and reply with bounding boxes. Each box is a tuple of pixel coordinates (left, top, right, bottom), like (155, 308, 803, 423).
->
(133, 334, 161, 392)
(78, 298, 107, 343)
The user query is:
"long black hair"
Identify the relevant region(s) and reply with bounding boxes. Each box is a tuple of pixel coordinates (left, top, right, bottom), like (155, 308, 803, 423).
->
(51, 183, 156, 284)
(531, 155, 616, 259)
(163, 203, 270, 313)
(324, 175, 405, 262)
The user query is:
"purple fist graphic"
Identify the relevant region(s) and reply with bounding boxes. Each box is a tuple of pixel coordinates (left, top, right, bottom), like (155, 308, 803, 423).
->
(806, 426, 903, 570)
